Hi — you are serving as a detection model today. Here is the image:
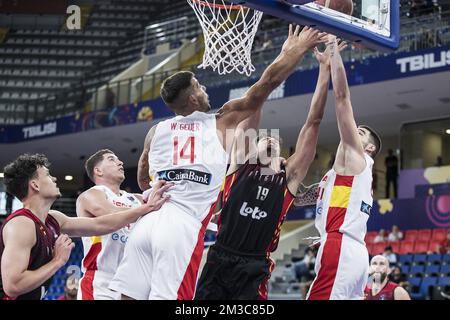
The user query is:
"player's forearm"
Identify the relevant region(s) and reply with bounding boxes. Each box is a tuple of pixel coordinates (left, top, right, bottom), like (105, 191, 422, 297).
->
(137, 170, 150, 192)
(84, 206, 148, 236)
(3, 260, 62, 298)
(137, 156, 150, 191)
(330, 43, 350, 101)
(262, 48, 307, 92)
(306, 64, 330, 125)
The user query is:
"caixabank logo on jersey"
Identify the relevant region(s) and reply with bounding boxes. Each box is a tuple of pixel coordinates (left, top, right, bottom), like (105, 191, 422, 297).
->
(157, 169, 212, 185)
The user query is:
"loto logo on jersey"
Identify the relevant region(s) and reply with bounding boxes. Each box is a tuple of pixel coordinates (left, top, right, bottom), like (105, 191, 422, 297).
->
(157, 169, 212, 185)
(240, 202, 268, 220)
(361, 201, 372, 215)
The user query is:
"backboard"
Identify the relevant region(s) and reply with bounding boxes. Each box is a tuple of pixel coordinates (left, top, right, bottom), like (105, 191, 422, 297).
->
(225, 0, 400, 52)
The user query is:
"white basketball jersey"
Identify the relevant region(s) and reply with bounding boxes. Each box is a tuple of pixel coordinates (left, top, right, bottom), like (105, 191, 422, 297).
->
(149, 111, 228, 221)
(80, 185, 141, 277)
(314, 154, 374, 245)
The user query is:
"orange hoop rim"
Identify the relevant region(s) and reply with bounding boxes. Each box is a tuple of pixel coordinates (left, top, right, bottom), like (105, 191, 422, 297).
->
(191, 0, 244, 10)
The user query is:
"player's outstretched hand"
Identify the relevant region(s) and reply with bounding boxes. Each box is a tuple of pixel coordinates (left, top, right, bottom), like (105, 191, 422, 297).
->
(53, 234, 75, 267)
(282, 25, 327, 55)
(314, 35, 348, 66)
(142, 180, 173, 212)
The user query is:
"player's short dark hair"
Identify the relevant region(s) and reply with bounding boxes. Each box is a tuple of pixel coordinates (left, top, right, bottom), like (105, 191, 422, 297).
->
(85, 149, 114, 183)
(3, 153, 51, 200)
(160, 71, 194, 110)
(359, 125, 382, 158)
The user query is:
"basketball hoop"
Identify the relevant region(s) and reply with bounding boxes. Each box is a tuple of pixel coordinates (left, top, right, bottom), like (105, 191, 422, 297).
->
(187, 0, 263, 76)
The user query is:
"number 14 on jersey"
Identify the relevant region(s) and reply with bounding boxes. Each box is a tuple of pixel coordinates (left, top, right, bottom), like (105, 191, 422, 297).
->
(173, 136, 196, 165)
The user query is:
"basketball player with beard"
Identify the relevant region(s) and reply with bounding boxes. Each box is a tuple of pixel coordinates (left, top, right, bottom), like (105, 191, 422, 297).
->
(365, 255, 410, 300)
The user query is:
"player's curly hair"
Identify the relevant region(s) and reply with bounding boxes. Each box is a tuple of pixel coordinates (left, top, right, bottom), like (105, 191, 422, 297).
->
(3, 153, 51, 200)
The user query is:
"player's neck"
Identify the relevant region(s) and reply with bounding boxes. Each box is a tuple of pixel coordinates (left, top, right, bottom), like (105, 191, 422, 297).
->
(23, 196, 53, 223)
(372, 278, 388, 296)
(176, 107, 197, 117)
(258, 157, 281, 172)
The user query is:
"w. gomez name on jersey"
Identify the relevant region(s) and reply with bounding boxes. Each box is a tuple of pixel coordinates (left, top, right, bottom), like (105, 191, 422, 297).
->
(240, 202, 268, 220)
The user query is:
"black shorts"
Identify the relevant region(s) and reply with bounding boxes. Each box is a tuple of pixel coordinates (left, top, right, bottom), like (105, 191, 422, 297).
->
(195, 245, 271, 300)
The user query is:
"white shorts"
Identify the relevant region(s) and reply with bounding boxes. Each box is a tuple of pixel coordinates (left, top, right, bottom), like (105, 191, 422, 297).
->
(78, 271, 119, 300)
(109, 202, 211, 300)
(307, 232, 369, 300)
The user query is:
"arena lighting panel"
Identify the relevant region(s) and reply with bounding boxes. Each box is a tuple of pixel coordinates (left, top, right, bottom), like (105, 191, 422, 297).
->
(226, 0, 400, 52)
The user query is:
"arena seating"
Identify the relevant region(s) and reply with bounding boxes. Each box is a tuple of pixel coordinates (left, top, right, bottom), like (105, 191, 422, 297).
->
(3, 0, 450, 125)
(0, 0, 171, 123)
(364, 226, 450, 300)
(366, 228, 450, 255)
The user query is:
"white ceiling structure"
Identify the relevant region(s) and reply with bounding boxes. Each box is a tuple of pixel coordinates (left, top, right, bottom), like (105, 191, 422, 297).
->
(1, 70, 450, 183)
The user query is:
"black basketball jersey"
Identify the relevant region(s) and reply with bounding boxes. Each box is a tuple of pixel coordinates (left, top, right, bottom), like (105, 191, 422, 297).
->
(215, 161, 295, 256)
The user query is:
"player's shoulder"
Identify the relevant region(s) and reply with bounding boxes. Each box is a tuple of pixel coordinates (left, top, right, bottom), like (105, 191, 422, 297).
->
(388, 281, 400, 290)
(393, 284, 410, 300)
(77, 187, 106, 203)
(2, 215, 36, 245)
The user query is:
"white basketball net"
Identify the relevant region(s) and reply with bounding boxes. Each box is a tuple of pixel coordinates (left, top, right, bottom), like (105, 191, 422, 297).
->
(187, 0, 263, 76)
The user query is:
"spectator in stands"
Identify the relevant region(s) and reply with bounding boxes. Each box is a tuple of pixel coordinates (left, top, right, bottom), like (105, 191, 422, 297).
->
(385, 149, 398, 198)
(374, 229, 387, 243)
(389, 266, 409, 289)
(105, 87, 116, 110)
(437, 232, 450, 254)
(293, 247, 317, 300)
(57, 276, 78, 300)
(293, 247, 316, 282)
(5, 192, 13, 216)
(435, 155, 444, 167)
(382, 246, 398, 266)
(388, 225, 403, 241)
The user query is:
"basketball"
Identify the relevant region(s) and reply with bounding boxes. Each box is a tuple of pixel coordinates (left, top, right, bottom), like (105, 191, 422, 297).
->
(287, 0, 353, 16)
(316, 0, 353, 15)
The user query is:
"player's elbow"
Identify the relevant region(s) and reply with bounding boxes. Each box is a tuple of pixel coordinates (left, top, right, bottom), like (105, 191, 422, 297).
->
(3, 280, 23, 298)
(305, 117, 323, 128)
(333, 88, 350, 101)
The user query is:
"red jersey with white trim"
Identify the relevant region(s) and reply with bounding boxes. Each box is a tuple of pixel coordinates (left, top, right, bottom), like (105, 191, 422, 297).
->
(315, 154, 374, 244)
(364, 281, 399, 300)
(0, 208, 60, 300)
(80, 186, 140, 278)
